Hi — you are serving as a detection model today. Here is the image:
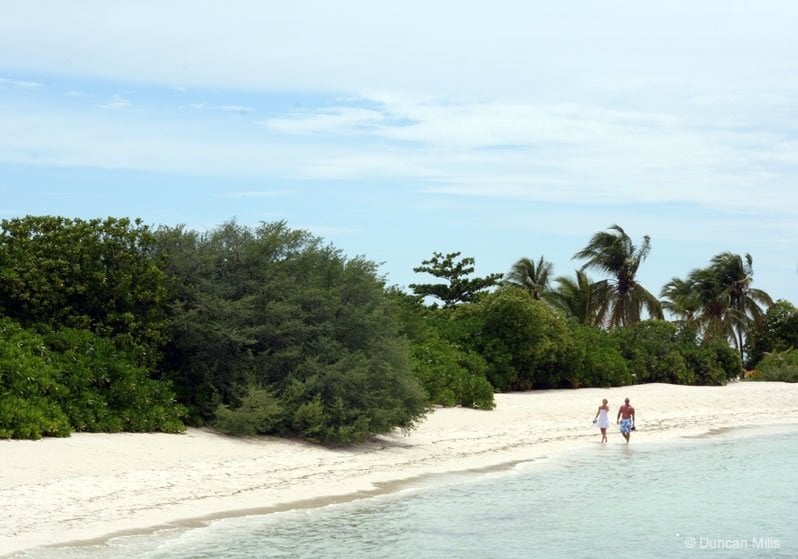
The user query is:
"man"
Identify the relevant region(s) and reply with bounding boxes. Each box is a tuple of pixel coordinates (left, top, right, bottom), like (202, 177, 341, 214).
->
(617, 397, 635, 443)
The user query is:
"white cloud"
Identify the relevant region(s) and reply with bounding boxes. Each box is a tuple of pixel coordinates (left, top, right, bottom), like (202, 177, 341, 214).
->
(2, 1, 797, 98)
(190, 103, 252, 114)
(3, 91, 797, 219)
(264, 107, 386, 135)
(0, 77, 41, 88)
(2, 1, 797, 225)
(217, 190, 294, 199)
(218, 105, 252, 114)
(101, 94, 131, 109)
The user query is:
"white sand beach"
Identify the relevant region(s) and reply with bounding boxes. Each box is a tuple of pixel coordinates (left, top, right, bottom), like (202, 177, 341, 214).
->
(2, 381, 798, 557)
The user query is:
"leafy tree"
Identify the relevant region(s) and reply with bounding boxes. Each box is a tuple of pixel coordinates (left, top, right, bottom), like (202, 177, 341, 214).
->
(155, 220, 428, 444)
(612, 320, 693, 384)
(0, 216, 170, 365)
(386, 289, 495, 409)
(503, 256, 553, 300)
(476, 287, 574, 391)
(153, 223, 259, 423)
(45, 327, 185, 433)
(410, 252, 501, 307)
(745, 300, 798, 369)
(214, 387, 283, 436)
(565, 324, 631, 388)
(573, 224, 663, 327)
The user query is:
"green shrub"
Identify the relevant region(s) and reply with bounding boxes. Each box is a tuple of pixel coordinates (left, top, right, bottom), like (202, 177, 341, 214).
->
(749, 349, 798, 382)
(411, 336, 494, 409)
(0, 318, 71, 439)
(0, 396, 71, 439)
(46, 328, 186, 433)
(565, 324, 631, 388)
(214, 387, 283, 436)
(613, 320, 695, 384)
(0, 317, 184, 439)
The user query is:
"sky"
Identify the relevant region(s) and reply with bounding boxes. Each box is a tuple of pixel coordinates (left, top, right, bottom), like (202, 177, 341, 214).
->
(1, 1, 797, 305)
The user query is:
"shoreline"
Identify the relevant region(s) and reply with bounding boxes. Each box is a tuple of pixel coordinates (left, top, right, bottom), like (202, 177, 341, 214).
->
(26, 423, 798, 558)
(3, 381, 798, 557)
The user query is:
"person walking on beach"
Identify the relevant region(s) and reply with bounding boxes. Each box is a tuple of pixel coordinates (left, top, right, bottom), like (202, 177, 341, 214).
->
(593, 399, 610, 443)
(617, 398, 635, 443)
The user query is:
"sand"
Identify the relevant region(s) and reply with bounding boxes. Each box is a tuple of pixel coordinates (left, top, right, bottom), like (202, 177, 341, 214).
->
(2, 381, 798, 557)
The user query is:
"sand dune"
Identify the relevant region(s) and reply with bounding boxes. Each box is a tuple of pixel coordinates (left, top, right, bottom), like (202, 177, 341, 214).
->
(2, 381, 798, 557)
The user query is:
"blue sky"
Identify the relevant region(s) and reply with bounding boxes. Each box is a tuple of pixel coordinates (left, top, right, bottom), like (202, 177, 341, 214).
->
(2, 1, 797, 304)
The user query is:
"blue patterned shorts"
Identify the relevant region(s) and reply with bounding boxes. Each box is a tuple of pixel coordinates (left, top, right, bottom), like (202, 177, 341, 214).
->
(620, 418, 633, 434)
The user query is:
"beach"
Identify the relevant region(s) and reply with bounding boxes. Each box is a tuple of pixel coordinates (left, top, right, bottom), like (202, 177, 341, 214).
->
(3, 381, 798, 557)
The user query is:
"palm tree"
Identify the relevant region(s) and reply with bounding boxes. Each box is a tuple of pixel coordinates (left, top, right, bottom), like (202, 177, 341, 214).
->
(503, 256, 553, 300)
(548, 269, 608, 325)
(707, 252, 772, 358)
(670, 252, 772, 361)
(660, 277, 701, 322)
(686, 266, 731, 341)
(573, 224, 663, 328)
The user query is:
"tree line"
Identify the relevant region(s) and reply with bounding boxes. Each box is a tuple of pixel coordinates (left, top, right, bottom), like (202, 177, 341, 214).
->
(0, 217, 795, 443)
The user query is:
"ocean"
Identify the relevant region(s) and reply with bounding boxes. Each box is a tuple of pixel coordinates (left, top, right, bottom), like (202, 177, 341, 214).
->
(17, 425, 798, 559)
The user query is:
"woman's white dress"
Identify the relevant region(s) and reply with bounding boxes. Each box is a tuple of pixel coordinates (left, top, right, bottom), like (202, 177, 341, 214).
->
(597, 408, 610, 429)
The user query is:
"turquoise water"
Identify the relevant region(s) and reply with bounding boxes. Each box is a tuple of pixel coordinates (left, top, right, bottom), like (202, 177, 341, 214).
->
(19, 425, 798, 559)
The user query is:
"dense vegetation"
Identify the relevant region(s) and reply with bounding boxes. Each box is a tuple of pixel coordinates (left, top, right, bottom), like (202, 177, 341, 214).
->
(1, 217, 794, 443)
(153, 221, 427, 443)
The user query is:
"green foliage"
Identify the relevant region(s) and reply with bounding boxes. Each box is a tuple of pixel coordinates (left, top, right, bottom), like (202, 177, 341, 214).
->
(476, 287, 574, 391)
(386, 288, 494, 409)
(749, 348, 798, 382)
(0, 215, 171, 366)
(45, 327, 186, 433)
(214, 387, 283, 436)
(565, 324, 631, 388)
(745, 300, 798, 369)
(683, 339, 742, 385)
(0, 319, 71, 439)
(611, 320, 741, 386)
(612, 320, 694, 384)
(0, 317, 184, 439)
(548, 269, 606, 326)
(503, 256, 553, 300)
(0, 324, 65, 439)
(156, 220, 428, 444)
(572, 224, 663, 327)
(411, 336, 495, 409)
(410, 252, 501, 307)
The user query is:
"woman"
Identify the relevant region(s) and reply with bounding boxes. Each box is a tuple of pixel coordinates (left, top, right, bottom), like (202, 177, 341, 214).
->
(593, 398, 610, 443)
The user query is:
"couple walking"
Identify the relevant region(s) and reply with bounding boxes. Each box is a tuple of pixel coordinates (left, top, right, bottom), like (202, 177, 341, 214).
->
(593, 398, 635, 443)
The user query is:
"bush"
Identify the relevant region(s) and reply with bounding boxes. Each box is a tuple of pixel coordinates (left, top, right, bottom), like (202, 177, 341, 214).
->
(46, 328, 186, 433)
(749, 349, 798, 382)
(0, 396, 71, 440)
(411, 336, 495, 409)
(476, 288, 574, 391)
(214, 387, 283, 436)
(684, 340, 742, 385)
(0, 317, 185, 439)
(0, 318, 71, 439)
(156, 222, 428, 445)
(567, 324, 631, 388)
(613, 320, 695, 385)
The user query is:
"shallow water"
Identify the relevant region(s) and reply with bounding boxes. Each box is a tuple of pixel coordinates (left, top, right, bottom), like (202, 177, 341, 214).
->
(19, 425, 798, 559)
